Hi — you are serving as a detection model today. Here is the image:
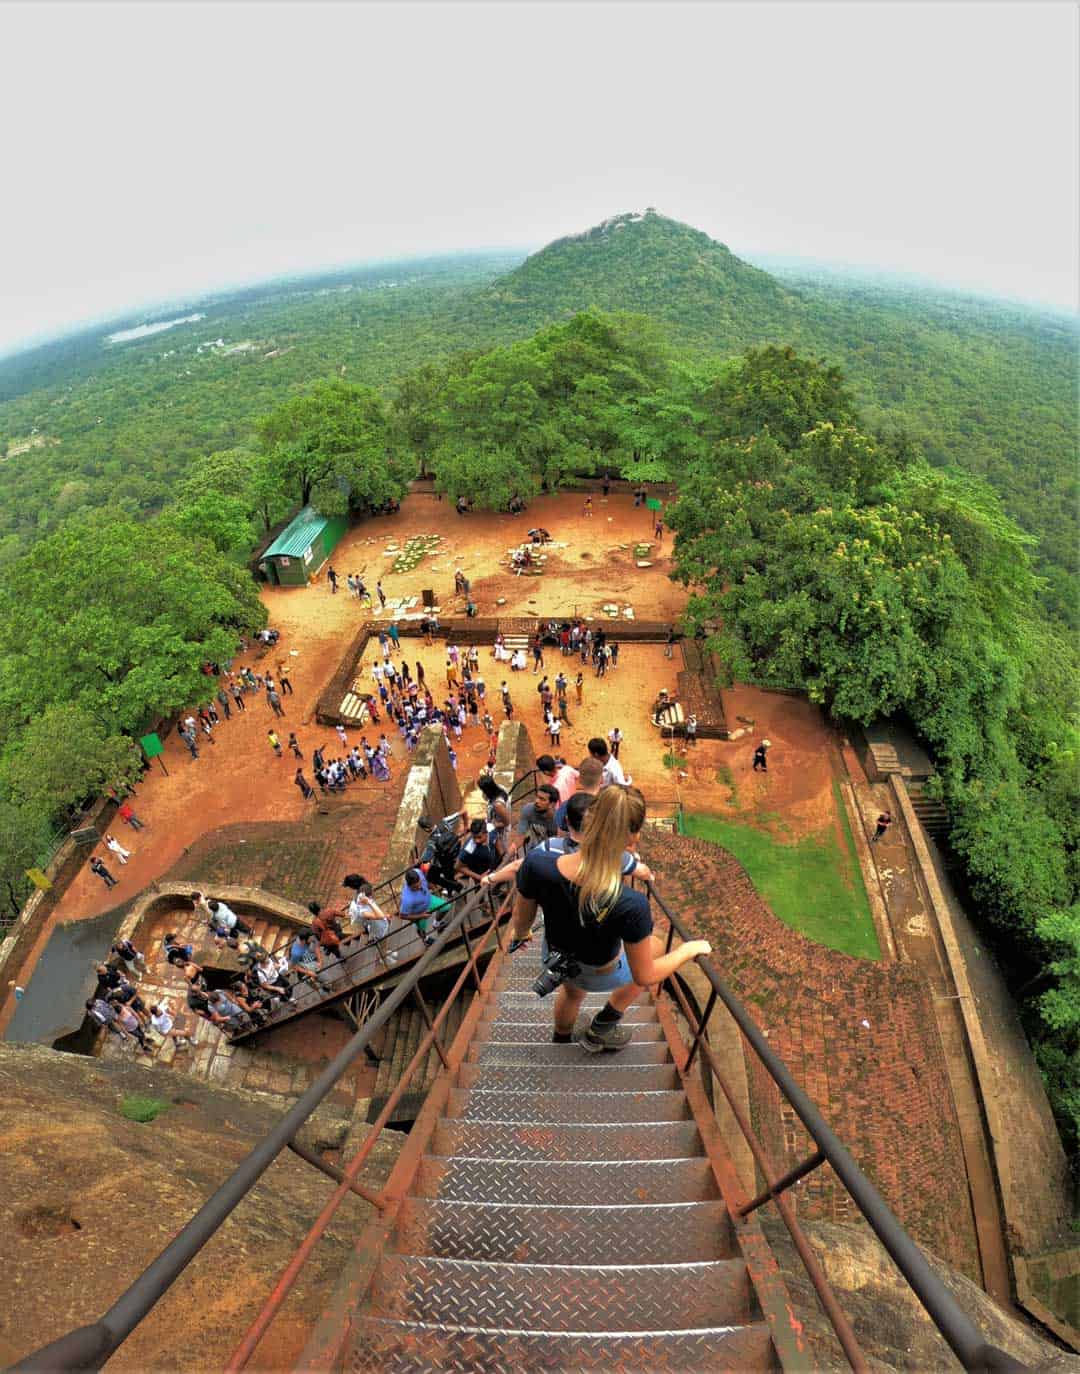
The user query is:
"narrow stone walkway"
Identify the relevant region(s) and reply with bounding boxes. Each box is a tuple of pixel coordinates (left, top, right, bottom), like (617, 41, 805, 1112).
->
(849, 781, 1013, 1307)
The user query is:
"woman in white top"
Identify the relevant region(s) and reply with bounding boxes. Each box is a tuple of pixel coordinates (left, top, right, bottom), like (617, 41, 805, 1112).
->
(511, 648, 527, 672)
(343, 875, 398, 963)
(104, 834, 132, 864)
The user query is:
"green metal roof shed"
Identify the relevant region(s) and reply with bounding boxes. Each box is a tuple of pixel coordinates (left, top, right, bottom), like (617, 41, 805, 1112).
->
(259, 506, 348, 586)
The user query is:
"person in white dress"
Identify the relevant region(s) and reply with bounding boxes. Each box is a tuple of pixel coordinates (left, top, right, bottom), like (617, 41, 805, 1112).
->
(104, 834, 132, 864)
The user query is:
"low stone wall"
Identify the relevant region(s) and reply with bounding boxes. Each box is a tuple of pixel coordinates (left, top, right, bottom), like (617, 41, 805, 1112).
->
(0, 794, 117, 1021)
(891, 775, 1075, 1330)
(380, 726, 463, 882)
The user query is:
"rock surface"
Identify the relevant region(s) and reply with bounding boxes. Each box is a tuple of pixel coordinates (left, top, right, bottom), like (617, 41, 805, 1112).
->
(0, 1043, 402, 1371)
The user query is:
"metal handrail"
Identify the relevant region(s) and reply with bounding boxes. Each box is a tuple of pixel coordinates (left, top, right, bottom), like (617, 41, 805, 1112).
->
(230, 771, 537, 1037)
(644, 880, 1025, 1374)
(13, 882, 504, 1374)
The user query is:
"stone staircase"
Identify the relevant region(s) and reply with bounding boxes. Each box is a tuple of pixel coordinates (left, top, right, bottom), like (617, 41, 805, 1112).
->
(368, 992, 474, 1124)
(331, 939, 780, 1371)
(906, 780, 950, 837)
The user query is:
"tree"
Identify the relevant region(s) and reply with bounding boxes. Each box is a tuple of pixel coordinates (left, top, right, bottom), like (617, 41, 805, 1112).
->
(0, 796, 55, 918)
(702, 344, 857, 447)
(2, 703, 144, 816)
(256, 378, 408, 513)
(431, 444, 541, 511)
(0, 510, 266, 735)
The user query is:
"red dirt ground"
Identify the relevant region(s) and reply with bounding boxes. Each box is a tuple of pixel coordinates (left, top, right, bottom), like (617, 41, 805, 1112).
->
(8, 490, 848, 1016)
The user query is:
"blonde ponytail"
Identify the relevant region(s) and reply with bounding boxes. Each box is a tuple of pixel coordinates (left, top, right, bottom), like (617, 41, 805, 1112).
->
(575, 785, 646, 921)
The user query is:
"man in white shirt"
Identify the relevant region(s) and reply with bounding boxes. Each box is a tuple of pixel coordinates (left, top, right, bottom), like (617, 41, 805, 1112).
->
(587, 737, 632, 787)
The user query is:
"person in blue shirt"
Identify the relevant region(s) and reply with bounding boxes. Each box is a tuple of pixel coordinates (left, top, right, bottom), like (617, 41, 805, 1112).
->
(399, 867, 451, 945)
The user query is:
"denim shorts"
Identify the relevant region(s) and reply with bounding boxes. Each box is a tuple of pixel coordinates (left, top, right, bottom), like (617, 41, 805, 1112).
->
(541, 937, 633, 993)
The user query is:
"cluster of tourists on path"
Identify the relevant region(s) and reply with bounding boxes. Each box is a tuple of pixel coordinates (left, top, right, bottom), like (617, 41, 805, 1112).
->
(175, 659, 295, 763)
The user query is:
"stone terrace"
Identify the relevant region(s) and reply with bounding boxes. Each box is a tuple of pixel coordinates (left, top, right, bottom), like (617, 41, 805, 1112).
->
(162, 792, 403, 908)
(639, 829, 981, 1283)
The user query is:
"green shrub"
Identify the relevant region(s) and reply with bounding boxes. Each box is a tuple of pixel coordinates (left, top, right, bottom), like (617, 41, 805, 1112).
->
(119, 1094, 170, 1124)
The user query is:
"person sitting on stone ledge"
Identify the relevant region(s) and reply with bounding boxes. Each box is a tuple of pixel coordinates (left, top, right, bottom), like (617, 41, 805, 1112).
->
(108, 993, 150, 1050)
(207, 987, 253, 1035)
(226, 975, 273, 1028)
(85, 996, 129, 1043)
(253, 949, 294, 1001)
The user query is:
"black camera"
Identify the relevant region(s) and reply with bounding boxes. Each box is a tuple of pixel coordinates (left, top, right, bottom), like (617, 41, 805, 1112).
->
(532, 949, 581, 998)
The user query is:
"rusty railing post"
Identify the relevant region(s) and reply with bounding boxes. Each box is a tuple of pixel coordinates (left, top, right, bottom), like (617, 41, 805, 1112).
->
(411, 985, 449, 1070)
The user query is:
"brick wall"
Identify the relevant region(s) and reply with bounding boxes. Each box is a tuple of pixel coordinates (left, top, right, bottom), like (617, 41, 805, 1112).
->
(641, 830, 981, 1281)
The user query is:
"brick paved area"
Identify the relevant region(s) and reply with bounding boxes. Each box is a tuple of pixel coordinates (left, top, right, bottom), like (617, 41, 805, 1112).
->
(640, 829, 981, 1281)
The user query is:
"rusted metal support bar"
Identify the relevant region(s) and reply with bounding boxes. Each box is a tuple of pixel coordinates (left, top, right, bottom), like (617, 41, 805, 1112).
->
(685, 987, 716, 1070)
(286, 1141, 385, 1209)
(411, 985, 449, 1069)
(224, 905, 505, 1372)
(737, 1149, 827, 1217)
(664, 975, 868, 1373)
(459, 920, 483, 991)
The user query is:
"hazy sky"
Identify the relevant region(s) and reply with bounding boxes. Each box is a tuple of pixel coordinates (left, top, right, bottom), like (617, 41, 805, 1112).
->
(2, 1, 1076, 354)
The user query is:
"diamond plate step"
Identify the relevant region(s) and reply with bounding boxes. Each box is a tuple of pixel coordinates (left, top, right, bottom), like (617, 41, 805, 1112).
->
(480, 1019, 665, 1043)
(369, 1256, 754, 1330)
(470, 1039, 671, 1065)
(342, 1317, 776, 1372)
(448, 1086, 691, 1122)
(487, 1000, 657, 1024)
(432, 1118, 704, 1161)
(393, 1199, 736, 1263)
(416, 1156, 719, 1204)
(457, 1062, 680, 1092)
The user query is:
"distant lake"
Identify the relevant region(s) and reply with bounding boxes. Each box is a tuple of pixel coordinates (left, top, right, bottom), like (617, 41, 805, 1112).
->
(107, 312, 205, 344)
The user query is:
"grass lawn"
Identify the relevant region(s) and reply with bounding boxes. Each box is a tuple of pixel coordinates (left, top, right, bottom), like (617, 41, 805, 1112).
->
(681, 799, 880, 961)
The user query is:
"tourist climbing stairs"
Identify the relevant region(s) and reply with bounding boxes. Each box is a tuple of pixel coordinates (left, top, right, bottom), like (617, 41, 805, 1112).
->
(322, 937, 782, 1371)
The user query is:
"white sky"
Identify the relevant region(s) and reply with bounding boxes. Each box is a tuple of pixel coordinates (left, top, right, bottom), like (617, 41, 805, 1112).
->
(1, 1, 1076, 355)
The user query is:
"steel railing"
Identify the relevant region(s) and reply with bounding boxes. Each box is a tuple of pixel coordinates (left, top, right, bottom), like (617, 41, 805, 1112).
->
(641, 879, 1024, 1374)
(228, 778, 533, 1039)
(16, 848, 1022, 1372)
(14, 881, 510, 1374)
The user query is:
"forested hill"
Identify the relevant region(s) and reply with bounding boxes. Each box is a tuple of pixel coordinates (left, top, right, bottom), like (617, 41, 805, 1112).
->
(0, 211, 1075, 619)
(486, 209, 805, 346)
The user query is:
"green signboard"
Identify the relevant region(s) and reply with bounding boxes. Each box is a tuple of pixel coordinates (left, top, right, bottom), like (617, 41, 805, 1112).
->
(139, 732, 164, 758)
(646, 497, 663, 512)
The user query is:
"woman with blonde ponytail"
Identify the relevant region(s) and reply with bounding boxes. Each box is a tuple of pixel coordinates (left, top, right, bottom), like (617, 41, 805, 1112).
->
(511, 785, 711, 1053)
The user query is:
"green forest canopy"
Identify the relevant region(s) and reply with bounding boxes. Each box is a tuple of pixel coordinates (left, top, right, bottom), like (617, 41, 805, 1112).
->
(0, 211, 1074, 619)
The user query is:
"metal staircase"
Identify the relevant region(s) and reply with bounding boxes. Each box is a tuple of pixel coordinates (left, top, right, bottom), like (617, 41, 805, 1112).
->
(334, 937, 778, 1371)
(17, 865, 1026, 1374)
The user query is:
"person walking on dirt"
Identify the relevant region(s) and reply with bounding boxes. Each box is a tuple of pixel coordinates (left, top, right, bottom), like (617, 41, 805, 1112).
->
(268, 729, 283, 758)
(288, 732, 303, 760)
(607, 727, 623, 760)
(268, 687, 285, 717)
(575, 671, 584, 706)
(531, 637, 544, 674)
(327, 566, 338, 594)
(752, 739, 770, 772)
(664, 625, 677, 659)
(295, 769, 315, 801)
(90, 856, 119, 890)
(654, 516, 664, 543)
(276, 661, 294, 695)
(871, 811, 893, 844)
(583, 495, 594, 518)
(376, 581, 386, 610)
(686, 714, 698, 747)
(501, 683, 514, 719)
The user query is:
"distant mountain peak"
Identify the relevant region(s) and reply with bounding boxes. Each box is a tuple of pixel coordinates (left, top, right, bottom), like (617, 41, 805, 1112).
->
(490, 209, 796, 335)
